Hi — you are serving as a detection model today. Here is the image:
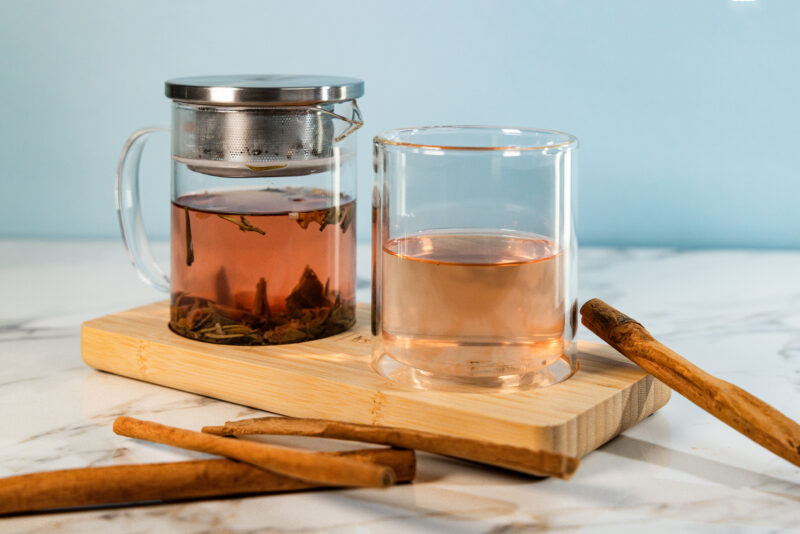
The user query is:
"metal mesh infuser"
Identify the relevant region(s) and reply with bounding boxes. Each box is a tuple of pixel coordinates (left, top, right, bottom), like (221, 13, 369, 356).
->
(166, 75, 364, 177)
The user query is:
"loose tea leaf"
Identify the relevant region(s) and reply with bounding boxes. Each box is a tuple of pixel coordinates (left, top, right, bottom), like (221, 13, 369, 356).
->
(215, 268, 232, 306)
(184, 207, 195, 266)
(253, 277, 271, 324)
(339, 203, 354, 234)
(245, 164, 288, 172)
(293, 209, 337, 232)
(186, 307, 211, 330)
(218, 215, 266, 235)
(265, 324, 308, 344)
(293, 203, 354, 234)
(170, 292, 185, 324)
(169, 266, 355, 346)
(286, 266, 330, 316)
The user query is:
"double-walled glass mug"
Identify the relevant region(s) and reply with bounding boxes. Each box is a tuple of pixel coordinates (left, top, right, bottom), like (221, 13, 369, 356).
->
(117, 75, 364, 345)
(372, 126, 578, 389)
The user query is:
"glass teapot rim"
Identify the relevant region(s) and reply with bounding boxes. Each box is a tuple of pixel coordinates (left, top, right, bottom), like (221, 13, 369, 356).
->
(165, 74, 365, 106)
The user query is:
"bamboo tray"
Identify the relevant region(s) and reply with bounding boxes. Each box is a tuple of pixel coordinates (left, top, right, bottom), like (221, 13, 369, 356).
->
(81, 301, 670, 458)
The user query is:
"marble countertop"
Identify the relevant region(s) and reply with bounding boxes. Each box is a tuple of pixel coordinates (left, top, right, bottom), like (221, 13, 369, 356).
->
(1, 240, 799, 533)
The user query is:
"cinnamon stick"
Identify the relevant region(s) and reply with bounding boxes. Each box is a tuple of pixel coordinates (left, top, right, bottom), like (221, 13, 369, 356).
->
(580, 298, 800, 468)
(203, 418, 579, 480)
(113, 416, 395, 488)
(0, 448, 415, 516)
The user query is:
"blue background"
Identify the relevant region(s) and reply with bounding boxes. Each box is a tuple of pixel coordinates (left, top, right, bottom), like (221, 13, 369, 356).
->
(1, 0, 798, 248)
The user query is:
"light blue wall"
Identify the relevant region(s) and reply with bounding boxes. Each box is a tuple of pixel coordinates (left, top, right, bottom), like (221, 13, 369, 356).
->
(1, 0, 798, 248)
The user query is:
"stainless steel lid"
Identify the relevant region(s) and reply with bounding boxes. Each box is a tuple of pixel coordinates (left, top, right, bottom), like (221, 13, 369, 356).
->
(165, 74, 365, 105)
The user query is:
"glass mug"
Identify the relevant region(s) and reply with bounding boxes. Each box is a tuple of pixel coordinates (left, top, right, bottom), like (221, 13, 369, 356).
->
(116, 75, 364, 345)
(372, 126, 578, 389)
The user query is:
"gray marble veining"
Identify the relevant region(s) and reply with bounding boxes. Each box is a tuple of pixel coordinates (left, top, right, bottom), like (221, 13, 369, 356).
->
(1, 240, 799, 532)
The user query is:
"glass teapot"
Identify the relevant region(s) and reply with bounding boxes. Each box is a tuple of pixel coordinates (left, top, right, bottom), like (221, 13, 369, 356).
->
(116, 75, 364, 345)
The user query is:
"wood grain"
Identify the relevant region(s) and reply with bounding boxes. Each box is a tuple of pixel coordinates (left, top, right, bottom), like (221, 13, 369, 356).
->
(81, 301, 671, 459)
(203, 417, 579, 479)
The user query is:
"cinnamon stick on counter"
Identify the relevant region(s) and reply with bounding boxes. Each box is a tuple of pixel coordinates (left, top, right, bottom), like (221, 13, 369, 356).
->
(580, 298, 800, 468)
(113, 416, 395, 488)
(0, 448, 415, 516)
(203, 418, 579, 480)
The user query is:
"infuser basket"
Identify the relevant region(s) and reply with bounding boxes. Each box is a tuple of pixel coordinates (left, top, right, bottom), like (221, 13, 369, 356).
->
(167, 75, 363, 178)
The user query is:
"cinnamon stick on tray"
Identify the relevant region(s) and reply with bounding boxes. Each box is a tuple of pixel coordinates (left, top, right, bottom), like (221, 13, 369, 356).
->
(580, 298, 800, 468)
(203, 418, 579, 480)
(113, 416, 395, 488)
(0, 448, 415, 516)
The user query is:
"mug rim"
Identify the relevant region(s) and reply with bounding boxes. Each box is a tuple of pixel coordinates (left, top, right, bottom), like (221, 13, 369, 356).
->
(374, 125, 577, 152)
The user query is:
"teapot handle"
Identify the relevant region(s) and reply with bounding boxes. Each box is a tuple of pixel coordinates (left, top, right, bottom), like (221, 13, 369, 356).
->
(115, 127, 171, 292)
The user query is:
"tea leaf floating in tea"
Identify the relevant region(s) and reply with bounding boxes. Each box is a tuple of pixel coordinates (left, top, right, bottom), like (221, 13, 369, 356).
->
(218, 215, 266, 235)
(253, 277, 272, 324)
(184, 207, 194, 266)
(293, 203, 354, 234)
(339, 204, 354, 233)
(293, 209, 335, 231)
